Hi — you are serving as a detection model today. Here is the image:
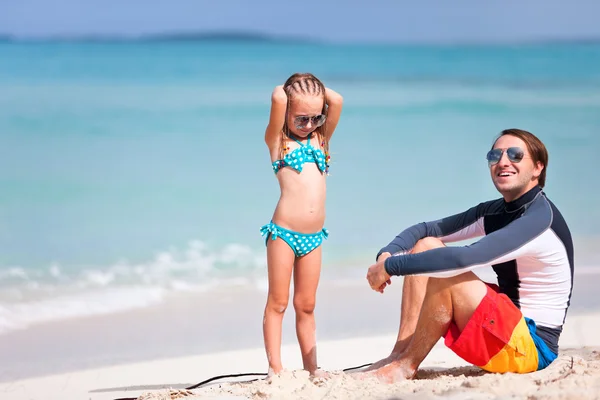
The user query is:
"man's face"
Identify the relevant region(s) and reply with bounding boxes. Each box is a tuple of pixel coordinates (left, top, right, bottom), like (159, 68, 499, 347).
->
(488, 135, 543, 202)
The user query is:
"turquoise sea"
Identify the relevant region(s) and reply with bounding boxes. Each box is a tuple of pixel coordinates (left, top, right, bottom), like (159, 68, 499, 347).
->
(1, 40, 599, 334)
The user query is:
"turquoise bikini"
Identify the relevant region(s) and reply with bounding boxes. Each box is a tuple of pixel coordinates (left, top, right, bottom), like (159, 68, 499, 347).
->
(260, 222, 329, 257)
(261, 133, 330, 257)
(271, 133, 329, 174)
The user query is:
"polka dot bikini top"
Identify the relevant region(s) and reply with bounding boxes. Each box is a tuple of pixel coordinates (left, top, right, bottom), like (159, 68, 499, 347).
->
(272, 133, 330, 175)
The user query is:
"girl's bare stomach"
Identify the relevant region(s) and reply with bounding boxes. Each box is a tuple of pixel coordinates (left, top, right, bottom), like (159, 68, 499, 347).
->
(271, 173, 327, 233)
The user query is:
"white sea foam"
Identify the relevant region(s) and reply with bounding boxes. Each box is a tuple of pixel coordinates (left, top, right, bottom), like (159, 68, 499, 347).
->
(0, 240, 268, 335)
(0, 286, 165, 334)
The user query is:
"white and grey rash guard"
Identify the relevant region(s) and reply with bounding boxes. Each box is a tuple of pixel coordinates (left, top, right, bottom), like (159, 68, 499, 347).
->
(377, 185, 575, 354)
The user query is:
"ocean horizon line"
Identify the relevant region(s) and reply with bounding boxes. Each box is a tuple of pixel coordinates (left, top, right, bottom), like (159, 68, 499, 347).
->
(1, 31, 600, 46)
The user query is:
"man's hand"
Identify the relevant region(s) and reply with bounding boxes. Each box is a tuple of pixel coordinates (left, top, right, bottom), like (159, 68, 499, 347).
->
(367, 256, 392, 293)
(374, 252, 392, 292)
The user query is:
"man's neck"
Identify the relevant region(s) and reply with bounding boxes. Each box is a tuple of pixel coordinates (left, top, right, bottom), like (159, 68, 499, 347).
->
(502, 182, 540, 203)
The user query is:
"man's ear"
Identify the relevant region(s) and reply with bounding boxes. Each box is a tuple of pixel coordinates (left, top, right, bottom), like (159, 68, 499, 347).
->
(533, 161, 544, 179)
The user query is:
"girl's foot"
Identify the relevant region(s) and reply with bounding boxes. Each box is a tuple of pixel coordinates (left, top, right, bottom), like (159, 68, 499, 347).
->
(309, 368, 332, 385)
(267, 366, 285, 380)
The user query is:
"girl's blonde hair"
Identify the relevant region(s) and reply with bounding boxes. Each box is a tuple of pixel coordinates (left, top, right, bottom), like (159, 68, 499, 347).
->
(280, 73, 329, 160)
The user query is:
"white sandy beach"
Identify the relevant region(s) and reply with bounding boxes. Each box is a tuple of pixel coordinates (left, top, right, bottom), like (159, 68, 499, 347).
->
(1, 296, 599, 400)
(1, 312, 599, 400)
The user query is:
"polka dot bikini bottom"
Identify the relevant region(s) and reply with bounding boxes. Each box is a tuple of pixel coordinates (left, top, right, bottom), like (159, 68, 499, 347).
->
(260, 221, 329, 257)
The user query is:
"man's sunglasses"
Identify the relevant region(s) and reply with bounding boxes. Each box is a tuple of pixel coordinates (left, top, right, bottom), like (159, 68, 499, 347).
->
(486, 147, 526, 167)
(294, 114, 326, 129)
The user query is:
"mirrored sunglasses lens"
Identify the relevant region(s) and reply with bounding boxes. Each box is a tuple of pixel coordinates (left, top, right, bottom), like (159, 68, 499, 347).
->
(314, 115, 326, 127)
(507, 147, 524, 162)
(486, 149, 502, 165)
(295, 116, 310, 127)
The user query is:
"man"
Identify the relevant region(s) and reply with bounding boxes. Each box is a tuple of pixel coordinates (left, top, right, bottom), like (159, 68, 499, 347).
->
(364, 129, 574, 383)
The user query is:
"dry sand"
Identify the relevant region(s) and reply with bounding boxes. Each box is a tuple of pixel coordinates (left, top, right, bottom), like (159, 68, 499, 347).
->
(193, 347, 600, 400)
(2, 312, 599, 400)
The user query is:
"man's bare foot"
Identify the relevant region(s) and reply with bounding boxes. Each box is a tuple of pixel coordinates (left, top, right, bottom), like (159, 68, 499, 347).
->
(371, 361, 416, 383)
(350, 371, 376, 381)
(362, 355, 394, 372)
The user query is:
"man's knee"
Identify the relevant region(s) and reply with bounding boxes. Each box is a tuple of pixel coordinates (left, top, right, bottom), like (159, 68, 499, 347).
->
(411, 237, 445, 254)
(428, 271, 483, 288)
(432, 272, 488, 331)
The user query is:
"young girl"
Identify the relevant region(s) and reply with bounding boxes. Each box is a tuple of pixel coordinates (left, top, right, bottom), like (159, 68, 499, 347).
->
(260, 73, 343, 377)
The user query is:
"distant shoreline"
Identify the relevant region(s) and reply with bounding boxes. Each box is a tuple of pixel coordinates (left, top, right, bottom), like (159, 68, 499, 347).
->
(0, 32, 599, 46)
(0, 31, 318, 44)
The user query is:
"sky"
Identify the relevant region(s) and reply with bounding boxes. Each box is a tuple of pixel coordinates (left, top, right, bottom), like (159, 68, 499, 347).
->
(1, 0, 600, 44)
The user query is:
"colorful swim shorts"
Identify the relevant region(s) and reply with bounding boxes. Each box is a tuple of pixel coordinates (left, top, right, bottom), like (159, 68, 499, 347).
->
(443, 283, 558, 373)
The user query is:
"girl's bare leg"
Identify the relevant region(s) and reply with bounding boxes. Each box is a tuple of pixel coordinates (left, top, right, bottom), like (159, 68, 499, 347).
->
(292, 246, 323, 375)
(263, 238, 295, 375)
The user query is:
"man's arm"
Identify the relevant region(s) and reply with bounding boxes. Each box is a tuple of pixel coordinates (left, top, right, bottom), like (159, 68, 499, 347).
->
(384, 197, 552, 278)
(376, 201, 495, 260)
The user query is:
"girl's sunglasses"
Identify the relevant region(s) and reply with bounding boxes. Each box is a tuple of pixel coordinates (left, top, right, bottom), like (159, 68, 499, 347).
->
(486, 147, 525, 167)
(294, 114, 326, 129)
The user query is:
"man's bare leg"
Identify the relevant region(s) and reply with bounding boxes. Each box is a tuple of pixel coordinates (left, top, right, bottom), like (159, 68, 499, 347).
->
(363, 238, 440, 371)
(392, 274, 429, 353)
(368, 271, 488, 383)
